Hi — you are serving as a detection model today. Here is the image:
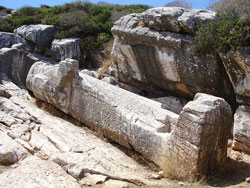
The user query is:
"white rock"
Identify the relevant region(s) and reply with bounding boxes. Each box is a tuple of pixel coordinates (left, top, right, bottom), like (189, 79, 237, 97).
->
(14, 24, 56, 50)
(51, 38, 81, 61)
(152, 96, 188, 114)
(0, 32, 28, 49)
(233, 105, 250, 153)
(220, 48, 250, 105)
(102, 180, 129, 188)
(0, 130, 28, 165)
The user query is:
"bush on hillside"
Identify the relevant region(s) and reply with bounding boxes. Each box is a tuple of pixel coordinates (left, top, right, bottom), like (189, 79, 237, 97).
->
(193, 14, 250, 54)
(209, 0, 250, 18)
(0, 2, 150, 53)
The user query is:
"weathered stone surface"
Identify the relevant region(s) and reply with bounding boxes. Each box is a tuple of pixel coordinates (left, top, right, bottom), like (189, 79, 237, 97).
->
(0, 82, 168, 187)
(165, 93, 232, 181)
(0, 156, 81, 188)
(26, 59, 232, 181)
(80, 69, 98, 78)
(233, 105, 250, 153)
(0, 47, 54, 86)
(102, 180, 129, 188)
(139, 7, 216, 33)
(178, 9, 216, 33)
(11, 43, 28, 51)
(0, 130, 28, 165)
(220, 47, 250, 105)
(152, 96, 188, 114)
(101, 76, 118, 85)
(0, 32, 28, 49)
(0, 96, 32, 127)
(0, 80, 31, 99)
(14, 24, 56, 50)
(111, 9, 233, 104)
(51, 38, 81, 61)
(0, 84, 11, 98)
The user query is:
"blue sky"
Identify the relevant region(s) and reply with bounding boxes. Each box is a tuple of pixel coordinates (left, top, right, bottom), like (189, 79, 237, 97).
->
(0, 0, 211, 10)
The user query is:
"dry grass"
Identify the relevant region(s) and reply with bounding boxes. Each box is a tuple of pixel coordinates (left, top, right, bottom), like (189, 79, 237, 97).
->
(97, 39, 115, 79)
(97, 57, 113, 79)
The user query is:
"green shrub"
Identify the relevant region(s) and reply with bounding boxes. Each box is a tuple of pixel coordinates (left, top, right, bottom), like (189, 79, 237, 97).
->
(193, 14, 250, 54)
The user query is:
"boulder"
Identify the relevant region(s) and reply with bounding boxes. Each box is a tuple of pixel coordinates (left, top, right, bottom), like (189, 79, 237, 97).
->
(220, 47, 250, 105)
(11, 43, 28, 51)
(233, 105, 250, 153)
(0, 47, 54, 86)
(0, 14, 11, 20)
(111, 8, 234, 105)
(139, 7, 216, 33)
(0, 130, 28, 165)
(0, 32, 29, 49)
(14, 24, 56, 51)
(26, 59, 233, 181)
(50, 38, 81, 61)
(178, 9, 216, 33)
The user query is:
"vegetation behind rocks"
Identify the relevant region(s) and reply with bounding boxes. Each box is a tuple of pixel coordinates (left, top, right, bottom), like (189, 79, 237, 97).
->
(193, 14, 250, 54)
(0, 2, 150, 53)
(193, 0, 250, 54)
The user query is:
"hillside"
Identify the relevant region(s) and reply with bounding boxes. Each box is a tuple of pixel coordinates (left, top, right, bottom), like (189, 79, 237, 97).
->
(0, 2, 149, 54)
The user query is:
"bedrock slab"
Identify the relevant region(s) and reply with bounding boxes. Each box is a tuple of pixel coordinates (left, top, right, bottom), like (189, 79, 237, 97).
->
(26, 59, 233, 181)
(0, 156, 81, 188)
(0, 130, 28, 165)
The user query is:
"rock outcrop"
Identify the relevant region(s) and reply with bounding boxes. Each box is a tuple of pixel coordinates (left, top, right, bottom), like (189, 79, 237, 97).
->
(0, 47, 53, 86)
(139, 7, 216, 34)
(111, 7, 234, 105)
(233, 105, 250, 153)
(110, 6, 250, 158)
(14, 24, 56, 51)
(50, 38, 81, 61)
(26, 59, 233, 181)
(0, 32, 29, 49)
(220, 47, 250, 106)
(219, 48, 250, 153)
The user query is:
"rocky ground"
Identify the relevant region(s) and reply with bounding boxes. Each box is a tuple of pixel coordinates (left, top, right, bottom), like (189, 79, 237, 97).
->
(0, 79, 249, 188)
